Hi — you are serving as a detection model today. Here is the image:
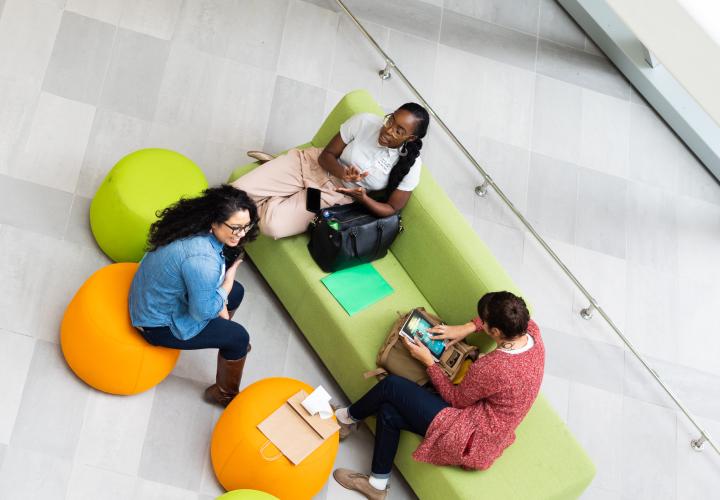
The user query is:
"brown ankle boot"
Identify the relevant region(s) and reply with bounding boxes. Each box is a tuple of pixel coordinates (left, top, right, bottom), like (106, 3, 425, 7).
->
(204, 346, 250, 407)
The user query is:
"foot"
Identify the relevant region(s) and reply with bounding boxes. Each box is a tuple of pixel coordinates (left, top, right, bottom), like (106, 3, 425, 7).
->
(203, 384, 236, 407)
(247, 150, 276, 163)
(333, 469, 387, 500)
(338, 419, 358, 441)
(331, 405, 358, 441)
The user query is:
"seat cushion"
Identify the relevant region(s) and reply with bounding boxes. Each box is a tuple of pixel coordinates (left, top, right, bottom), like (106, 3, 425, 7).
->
(389, 395, 595, 499)
(90, 148, 207, 262)
(211, 377, 338, 499)
(245, 233, 434, 401)
(60, 263, 179, 395)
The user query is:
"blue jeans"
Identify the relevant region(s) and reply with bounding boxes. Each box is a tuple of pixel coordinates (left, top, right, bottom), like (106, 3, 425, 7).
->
(348, 374, 450, 476)
(138, 281, 249, 360)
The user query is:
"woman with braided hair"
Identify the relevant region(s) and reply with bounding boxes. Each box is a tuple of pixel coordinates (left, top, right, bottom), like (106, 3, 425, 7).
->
(231, 103, 430, 239)
(129, 185, 259, 407)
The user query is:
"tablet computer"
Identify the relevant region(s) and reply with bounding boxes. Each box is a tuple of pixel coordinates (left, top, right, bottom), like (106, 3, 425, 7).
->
(399, 309, 446, 359)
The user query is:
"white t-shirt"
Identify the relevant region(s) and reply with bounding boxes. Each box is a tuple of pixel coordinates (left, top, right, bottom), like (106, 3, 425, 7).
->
(499, 334, 535, 355)
(338, 113, 422, 192)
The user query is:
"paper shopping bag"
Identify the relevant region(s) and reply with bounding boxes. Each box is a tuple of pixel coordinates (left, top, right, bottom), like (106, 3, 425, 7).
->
(257, 390, 339, 465)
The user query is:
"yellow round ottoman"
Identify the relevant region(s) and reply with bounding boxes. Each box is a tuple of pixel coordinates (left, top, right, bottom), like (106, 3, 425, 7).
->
(61, 263, 179, 395)
(216, 490, 279, 500)
(211, 378, 339, 499)
(90, 148, 208, 262)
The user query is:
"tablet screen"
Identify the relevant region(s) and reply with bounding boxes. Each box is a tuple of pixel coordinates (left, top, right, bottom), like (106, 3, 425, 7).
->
(402, 311, 446, 358)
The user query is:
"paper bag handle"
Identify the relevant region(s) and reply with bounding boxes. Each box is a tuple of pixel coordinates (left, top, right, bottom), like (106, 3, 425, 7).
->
(259, 440, 283, 461)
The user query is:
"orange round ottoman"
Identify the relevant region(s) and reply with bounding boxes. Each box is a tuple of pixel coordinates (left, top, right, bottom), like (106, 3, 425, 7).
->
(211, 378, 339, 499)
(61, 263, 179, 395)
(216, 490, 279, 500)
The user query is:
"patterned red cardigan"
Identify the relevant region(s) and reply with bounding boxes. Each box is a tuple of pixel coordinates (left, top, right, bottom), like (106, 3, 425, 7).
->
(412, 319, 545, 470)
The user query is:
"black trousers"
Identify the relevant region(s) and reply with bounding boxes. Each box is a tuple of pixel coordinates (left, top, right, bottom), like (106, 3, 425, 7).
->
(349, 374, 449, 476)
(138, 282, 250, 360)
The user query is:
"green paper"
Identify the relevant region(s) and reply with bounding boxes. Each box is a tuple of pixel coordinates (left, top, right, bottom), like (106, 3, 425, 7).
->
(321, 263, 394, 315)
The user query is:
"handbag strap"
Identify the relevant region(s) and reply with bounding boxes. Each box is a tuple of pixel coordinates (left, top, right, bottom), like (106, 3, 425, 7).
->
(350, 228, 359, 257)
(258, 440, 283, 461)
(363, 367, 388, 379)
(372, 220, 384, 260)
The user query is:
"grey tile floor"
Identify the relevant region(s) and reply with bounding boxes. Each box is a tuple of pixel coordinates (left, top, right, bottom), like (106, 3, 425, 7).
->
(0, 0, 719, 498)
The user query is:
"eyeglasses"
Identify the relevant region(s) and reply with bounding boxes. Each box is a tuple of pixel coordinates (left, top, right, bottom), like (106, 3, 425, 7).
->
(222, 221, 254, 235)
(383, 113, 411, 139)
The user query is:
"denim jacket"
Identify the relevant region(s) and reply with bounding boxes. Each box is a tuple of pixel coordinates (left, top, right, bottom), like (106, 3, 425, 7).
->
(129, 233, 228, 341)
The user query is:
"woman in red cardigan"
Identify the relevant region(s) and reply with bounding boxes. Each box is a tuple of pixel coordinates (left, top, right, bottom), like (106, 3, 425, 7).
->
(332, 291, 545, 500)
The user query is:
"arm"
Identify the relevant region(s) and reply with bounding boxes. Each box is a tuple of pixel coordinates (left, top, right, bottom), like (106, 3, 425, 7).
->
(337, 155, 420, 216)
(427, 355, 501, 408)
(402, 334, 500, 408)
(217, 257, 243, 320)
(318, 133, 350, 179)
(427, 320, 477, 346)
(181, 256, 227, 322)
(472, 316, 485, 332)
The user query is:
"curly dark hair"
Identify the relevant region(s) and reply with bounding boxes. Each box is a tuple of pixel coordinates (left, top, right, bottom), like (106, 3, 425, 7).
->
(147, 185, 259, 257)
(384, 102, 430, 198)
(477, 291, 530, 340)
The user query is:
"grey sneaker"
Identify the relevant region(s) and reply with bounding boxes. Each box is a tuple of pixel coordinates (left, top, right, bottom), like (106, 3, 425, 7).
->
(331, 405, 358, 441)
(333, 469, 388, 500)
(338, 419, 358, 441)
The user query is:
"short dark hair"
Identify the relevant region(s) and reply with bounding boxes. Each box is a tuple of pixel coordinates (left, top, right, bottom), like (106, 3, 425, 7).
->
(477, 291, 530, 340)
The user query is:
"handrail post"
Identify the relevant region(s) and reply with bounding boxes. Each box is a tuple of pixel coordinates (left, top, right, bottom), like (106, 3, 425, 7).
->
(691, 435, 707, 451)
(379, 62, 392, 80)
(580, 304, 595, 320)
(475, 181, 490, 197)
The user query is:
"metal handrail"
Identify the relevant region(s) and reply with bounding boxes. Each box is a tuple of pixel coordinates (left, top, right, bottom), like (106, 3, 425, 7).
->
(334, 0, 718, 455)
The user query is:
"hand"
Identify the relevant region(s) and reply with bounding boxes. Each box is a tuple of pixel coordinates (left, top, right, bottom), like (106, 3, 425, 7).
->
(401, 336, 435, 367)
(336, 186, 367, 202)
(341, 164, 369, 183)
(226, 256, 243, 277)
(218, 307, 230, 320)
(427, 323, 473, 347)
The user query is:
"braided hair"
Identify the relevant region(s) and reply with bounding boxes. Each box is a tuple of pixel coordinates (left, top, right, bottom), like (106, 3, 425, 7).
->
(147, 185, 259, 260)
(384, 103, 430, 198)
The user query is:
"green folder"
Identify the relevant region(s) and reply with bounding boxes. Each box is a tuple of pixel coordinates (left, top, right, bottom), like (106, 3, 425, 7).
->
(321, 263, 394, 316)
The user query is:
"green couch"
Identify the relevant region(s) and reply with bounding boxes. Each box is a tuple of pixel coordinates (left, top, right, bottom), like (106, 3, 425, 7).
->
(228, 90, 595, 499)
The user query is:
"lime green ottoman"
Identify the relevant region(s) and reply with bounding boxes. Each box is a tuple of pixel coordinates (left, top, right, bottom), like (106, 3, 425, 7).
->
(216, 490, 279, 500)
(229, 90, 595, 499)
(90, 148, 208, 262)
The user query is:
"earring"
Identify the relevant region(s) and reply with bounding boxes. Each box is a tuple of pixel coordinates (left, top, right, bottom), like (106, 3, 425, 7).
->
(398, 142, 408, 157)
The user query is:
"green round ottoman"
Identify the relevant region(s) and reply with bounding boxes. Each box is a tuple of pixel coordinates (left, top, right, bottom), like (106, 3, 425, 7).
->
(90, 148, 208, 262)
(216, 490, 279, 500)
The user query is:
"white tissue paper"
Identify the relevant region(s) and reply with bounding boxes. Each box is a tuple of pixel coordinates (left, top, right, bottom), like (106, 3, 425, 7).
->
(301, 385, 333, 420)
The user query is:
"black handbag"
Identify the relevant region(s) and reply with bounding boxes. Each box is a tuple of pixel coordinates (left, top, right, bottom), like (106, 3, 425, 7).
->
(307, 203, 402, 272)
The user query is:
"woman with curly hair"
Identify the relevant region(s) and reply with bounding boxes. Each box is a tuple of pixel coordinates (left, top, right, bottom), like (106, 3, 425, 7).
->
(231, 102, 430, 239)
(129, 185, 259, 407)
